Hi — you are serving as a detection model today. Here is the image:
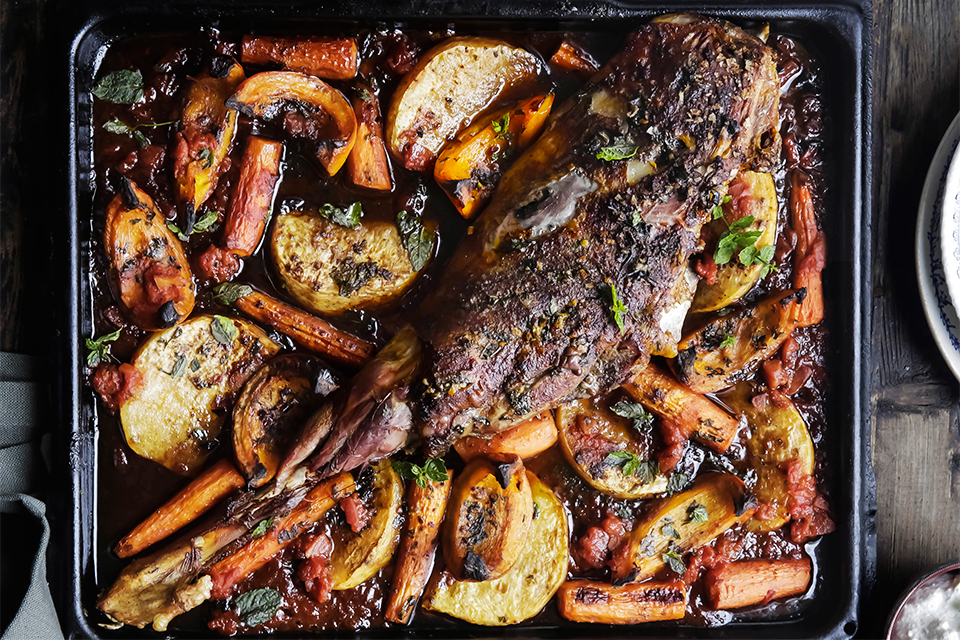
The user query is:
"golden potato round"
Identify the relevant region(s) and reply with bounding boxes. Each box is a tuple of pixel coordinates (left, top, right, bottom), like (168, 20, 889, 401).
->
(330, 459, 403, 590)
(120, 315, 280, 475)
(271, 210, 425, 315)
(423, 471, 568, 626)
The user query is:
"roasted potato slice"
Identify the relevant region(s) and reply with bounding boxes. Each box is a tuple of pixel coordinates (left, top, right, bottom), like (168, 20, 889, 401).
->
(120, 315, 280, 475)
(227, 71, 357, 175)
(442, 455, 533, 581)
(718, 382, 815, 532)
(232, 354, 334, 488)
(271, 209, 427, 314)
(386, 37, 542, 171)
(556, 399, 669, 499)
(330, 459, 403, 590)
(104, 179, 195, 331)
(609, 473, 756, 584)
(691, 171, 779, 313)
(674, 289, 805, 394)
(424, 471, 568, 625)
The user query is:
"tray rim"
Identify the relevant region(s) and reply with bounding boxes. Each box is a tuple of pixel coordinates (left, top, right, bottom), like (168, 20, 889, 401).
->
(46, 2, 875, 638)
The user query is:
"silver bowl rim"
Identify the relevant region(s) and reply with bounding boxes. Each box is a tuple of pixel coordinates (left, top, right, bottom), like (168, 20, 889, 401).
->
(884, 560, 960, 640)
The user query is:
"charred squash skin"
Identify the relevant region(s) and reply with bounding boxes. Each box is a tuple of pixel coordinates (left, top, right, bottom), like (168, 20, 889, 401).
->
(227, 71, 357, 176)
(104, 179, 195, 330)
(172, 58, 245, 224)
(222, 136, 283, 257)
(442, 455, 533, 582)
(241, 35, 358, 80)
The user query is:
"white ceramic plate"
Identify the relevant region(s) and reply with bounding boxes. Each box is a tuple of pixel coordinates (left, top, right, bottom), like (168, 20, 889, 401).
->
(936, 116, 960, 310)
(916, 111, 960, 381)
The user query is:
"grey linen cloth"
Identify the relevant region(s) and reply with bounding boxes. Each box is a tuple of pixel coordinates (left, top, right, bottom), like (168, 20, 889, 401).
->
(0, 352, 63, 639)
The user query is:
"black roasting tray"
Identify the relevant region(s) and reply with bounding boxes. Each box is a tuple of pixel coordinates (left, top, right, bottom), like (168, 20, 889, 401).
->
(44, 1, 875, 638)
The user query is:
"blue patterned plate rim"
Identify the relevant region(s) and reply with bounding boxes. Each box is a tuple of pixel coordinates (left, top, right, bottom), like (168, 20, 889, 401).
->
(936, 119, 960, 321)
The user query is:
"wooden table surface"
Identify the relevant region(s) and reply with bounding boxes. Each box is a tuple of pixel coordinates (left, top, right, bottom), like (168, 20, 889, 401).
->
(1, 1, 959, 637)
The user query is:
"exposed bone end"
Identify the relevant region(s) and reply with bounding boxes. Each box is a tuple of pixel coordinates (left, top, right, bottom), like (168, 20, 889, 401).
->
(153, 575, 212, 632)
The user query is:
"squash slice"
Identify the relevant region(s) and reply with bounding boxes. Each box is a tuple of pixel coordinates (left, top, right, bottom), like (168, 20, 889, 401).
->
(119, 315, 280, 475)
(330, 459, 403, 589)
(386, 37, 542, 171)
(556, 399, 668, 499)
(104, 179, 195, 331)
(227, 71, 357, 175)
(423, 471, 568, 625)
(609, 473, 756, 584)
(691, 171, 778, 313)
(674, 289, 805, 394)
(718, 382, 815, 532)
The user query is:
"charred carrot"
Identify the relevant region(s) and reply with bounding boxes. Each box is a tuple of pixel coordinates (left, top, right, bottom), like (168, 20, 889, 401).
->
(454, 412, 558, 461)
(790, 171, 825, 327)
(207, 472, 354, 600)
(704, 557, 812, 610)
(346, 83, 392, 191)
(622, 364, 739, 453)
(557, 579, 687, 624)
(241, 35, 357, 80)
(232, 289, 375, 368)
(550, 40, 599, 74)
(222, 136, 283, 257)
(385, 468, 453, 624)
(115, 458, 245, 558)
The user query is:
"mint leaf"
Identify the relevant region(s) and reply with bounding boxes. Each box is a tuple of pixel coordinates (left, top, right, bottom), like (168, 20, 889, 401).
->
(688, 502, 709, 523)
(93, 70, 143, 104)
(666, 472, 689, 495)
(192, 210, 218, 233)
(610, 400, 653, 432)
(596, 138, 637, 161)
(393, 458, 448, 489)
(85, 328, 122, 366)
(492, 112, 511, 139)
(211, 315, 238, 345)
(213, 283, 253, 306)
(662, 550, 685, 574)
(196, 147, 213, 169)
(235, 587, 281, 627)
(661, 523, 681, 540)
(170, 354, 187, 379)
(605, 451, 650, 479)
(608, 284, 628, 333)
(396, 209, 434, 271)
(320, 202, 362, 229)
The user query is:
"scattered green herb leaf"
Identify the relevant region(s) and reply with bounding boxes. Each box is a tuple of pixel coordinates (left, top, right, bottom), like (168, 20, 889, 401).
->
(662, 549, 685, 574)
(251, 517, 274, 538)
(85, 328, 122, 367)
(608, 284, 628, 333)
(192, 209, 219, 233)
(610, 400, 654, 432)
(102, 117, 178, 149)
(596, 138, 637, 161)
(688, 502, 709, 524)
(662, 523, 681, 540)
(166, 221, 189, 242)
(190, 358, 201, 372)
(211, 315, 238, 345)
(739, 243, 777, 277)
(605, 450, 650, 478)
(93, 70, 144, 104)
(170, 354, 187, 379)
(320, 201, 362, 229)
(666, 472, 689, 495)
(235, 587, 281, 627)
(393, 457, 449, 489)
(396, 209, 435, 271)
(196, 147, 214, 169)
(492, 113, 511, 139)
(720, 334, 736, 349)
(213, 283, 253, 306)
(355, 87, 372, 102)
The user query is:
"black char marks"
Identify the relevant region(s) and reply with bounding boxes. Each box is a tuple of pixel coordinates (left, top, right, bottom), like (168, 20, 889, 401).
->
(412, 16, 780, 457)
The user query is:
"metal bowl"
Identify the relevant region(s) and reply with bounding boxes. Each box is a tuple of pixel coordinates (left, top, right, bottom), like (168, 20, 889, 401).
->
(885, 561, 960, 640)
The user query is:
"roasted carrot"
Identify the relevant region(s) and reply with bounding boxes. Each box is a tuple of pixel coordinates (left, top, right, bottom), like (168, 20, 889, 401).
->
(550, 40, 599, 74)
(622, 364, 739, 453)
(232, 289, 375, 368)
(241, 35, 358, 80)
(385, 468, 453, 624)
(790, 170, 825, 327)
(346, 83, 392, 191)
(207, 472, 355, 600)
(557, 579, 687, 624)
(222, 136, 283, 256)
(434, 93, 554, 219)
(115, 459, 245, 559)
(704, 557, 812, 610)
(454, 412, 558, 461)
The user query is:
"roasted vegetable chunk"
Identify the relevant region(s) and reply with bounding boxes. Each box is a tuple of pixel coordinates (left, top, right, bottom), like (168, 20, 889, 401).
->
(442, 455, 533, 581)
(228, 71, 357, 175)
(609, 473, 756, 583)
(104, 179, 195, 330)
(557, 579, 687, 624)
(346, 83, 393, 191)
(424, 472, 568, 625)
(674, 289, 805, 393)
(386, 37, 542, 171)
(556, 399, 669, 499)
(704, 557, 812, 610)
(271, 209, 427, 314)
(119, 315, 280, 474)
(241, 35, 358, 80)
(330, 460, 403, 590)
